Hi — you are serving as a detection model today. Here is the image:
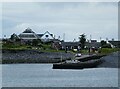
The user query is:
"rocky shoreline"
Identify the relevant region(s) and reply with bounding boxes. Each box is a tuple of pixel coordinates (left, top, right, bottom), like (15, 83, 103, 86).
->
(1, 49, 74, 64)
(1, 49, 119, 68)
(97, 51, 120, 68)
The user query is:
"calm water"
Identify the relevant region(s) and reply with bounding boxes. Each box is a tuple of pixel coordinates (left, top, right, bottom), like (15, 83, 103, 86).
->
(2, 64, 118, 87)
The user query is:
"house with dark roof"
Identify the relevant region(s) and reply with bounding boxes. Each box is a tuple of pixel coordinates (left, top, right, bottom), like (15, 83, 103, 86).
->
(108, 41, 120, 48)
(85, 42, 101, 49)
(91, 40, 97, 43)
(61, 42, 81, 50)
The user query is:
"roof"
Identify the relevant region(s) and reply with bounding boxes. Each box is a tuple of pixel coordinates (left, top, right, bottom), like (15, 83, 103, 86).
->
(37, 34, 53, 37)
(108, 41, 120, 48)
(85, 42, 101, 48)
(37, 31, 53, 38)
(23, 28, 35, 33)
(43, 31, 53, 37)
(61, 42, 80, 46)
(91, 40, 97, 43)
(19, 28, 39, 39)
(37, 34, 44, 37)
(12, 33, 20, 39)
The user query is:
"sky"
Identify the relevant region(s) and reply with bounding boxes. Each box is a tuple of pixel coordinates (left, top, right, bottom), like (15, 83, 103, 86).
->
(1, 2, 118, 41)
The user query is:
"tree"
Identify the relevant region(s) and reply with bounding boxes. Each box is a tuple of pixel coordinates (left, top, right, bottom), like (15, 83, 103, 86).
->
(102, 44, 112, 48)
(10, 33, 20, 41)
(10, 34, 14, 40)
(101, 40, 107, 47)
(100, 40, 111, 48)
(32, 39, 42, 46)
(79, 34, 86, 49)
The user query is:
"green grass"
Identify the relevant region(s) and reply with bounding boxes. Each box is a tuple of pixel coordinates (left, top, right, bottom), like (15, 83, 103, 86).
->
(99, 48, 120, 55)
(2, 43, 32, 50)
(2, 42, 65, 53)
(80, 50, 88, 54)
(2, 42, 120, 54)
(42, 44, 51, 49)
(75, 48, 120, 55)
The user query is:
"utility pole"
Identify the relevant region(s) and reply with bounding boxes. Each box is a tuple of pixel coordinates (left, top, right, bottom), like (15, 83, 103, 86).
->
(58, 36, 60, 40)
(106, 38, 108, 43)
(89, 35, 92, 55)
(90, 35, 92, 43)
(63, 33, 65, 42)
(100, 37, 102, 42)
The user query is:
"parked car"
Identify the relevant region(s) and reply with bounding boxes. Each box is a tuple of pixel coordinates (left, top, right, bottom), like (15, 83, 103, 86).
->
(73, 49, 77, 52)
(75, 53, 82, 57)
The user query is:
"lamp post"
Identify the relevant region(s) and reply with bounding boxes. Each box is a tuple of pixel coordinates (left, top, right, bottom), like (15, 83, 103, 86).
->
(89, 35, 92, 55)
(88, 40, 91, 55)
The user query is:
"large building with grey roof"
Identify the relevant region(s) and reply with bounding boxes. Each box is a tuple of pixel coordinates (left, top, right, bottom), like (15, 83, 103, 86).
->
(18, 28, 55, 42)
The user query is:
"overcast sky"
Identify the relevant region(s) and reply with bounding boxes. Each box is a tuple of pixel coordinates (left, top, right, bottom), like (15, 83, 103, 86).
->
(2, 2, 118, 41)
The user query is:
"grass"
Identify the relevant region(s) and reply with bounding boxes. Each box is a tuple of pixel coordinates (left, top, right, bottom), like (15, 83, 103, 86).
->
(2, 42, 66, 53)
(2, 42, 31, 50)
(80, 50, 88, 54)
(2, 41, 120, 64)
(2, 42, 120, 54)
(2, 45, 120, 64)
(99, 48, 120, 55)
(71, 48, 120, 56)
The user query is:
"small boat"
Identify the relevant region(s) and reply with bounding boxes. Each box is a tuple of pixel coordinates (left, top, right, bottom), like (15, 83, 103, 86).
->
(53, 59, 103, 69)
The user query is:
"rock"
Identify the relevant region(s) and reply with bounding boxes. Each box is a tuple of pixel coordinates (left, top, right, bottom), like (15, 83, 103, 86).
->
(98, 51, 119, 68)
(2, 49, 74, 63)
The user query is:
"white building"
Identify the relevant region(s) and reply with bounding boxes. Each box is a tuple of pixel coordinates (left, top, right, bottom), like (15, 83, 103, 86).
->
(19, 28, 39, 41)
(18, 28, 55, 42)
(37, 31, 54, 42)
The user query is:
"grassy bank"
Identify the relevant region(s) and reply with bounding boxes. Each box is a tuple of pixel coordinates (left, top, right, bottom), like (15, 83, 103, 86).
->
(99, 48, 120, 55)
(1, 41, 120, 64)
(79, 48, 120, 55)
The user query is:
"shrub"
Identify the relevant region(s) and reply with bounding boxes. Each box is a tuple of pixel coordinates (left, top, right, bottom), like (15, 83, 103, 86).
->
(102, 44, 112, 48)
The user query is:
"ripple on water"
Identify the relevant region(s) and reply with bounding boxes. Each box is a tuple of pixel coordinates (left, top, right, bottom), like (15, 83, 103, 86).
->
(2, 64, 118, 87)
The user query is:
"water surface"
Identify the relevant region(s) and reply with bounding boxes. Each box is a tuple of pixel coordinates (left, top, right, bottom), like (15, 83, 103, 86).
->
(2, 64, 118, 87)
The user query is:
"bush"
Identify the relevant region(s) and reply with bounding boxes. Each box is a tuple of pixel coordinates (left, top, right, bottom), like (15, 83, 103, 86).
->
(102, 44, 112, 48)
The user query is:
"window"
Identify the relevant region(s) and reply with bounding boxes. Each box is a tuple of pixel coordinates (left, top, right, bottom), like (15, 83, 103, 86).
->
(46, 35, 49, 37)
(19, 34, 35, 38)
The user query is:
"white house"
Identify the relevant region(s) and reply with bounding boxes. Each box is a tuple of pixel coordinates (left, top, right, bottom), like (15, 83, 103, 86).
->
(18, 28, 55, 42)
(37, 31, 54, 42)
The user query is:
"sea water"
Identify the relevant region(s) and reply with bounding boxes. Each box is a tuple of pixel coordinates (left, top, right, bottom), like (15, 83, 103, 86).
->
(2, 64, 118, 87)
